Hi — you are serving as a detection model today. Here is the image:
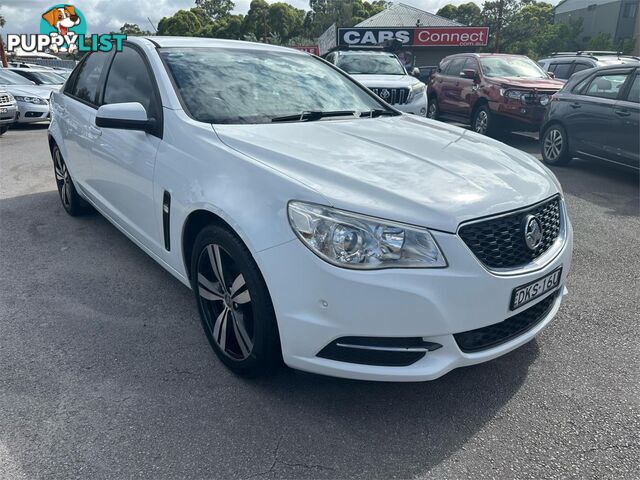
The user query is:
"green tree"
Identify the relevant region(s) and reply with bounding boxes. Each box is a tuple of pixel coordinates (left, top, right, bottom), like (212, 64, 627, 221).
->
(195, 0, 235, 20)
(119, 23, 152, 36)
(157, 9, 203, 36)
(199, 14, 245, 38)
(436, 3, 482, 26)
(268, 3, 305, 42)
(588, 32, 614, 50)
(243, 0, 271, 41)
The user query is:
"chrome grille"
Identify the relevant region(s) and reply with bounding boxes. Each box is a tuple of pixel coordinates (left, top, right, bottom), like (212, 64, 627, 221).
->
(458, 196, 562, 270)
(369, 87, 410, 105)
(0, 94, 12, 105)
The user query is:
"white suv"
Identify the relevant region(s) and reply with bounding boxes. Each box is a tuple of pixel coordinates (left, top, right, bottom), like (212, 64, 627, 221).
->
(325, 50, 428, 116)
(48, 37, 572, 381)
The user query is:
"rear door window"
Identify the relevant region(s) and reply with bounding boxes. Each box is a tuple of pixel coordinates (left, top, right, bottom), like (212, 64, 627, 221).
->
(552, 63, 573, 80)
(573, 63, 592, 74)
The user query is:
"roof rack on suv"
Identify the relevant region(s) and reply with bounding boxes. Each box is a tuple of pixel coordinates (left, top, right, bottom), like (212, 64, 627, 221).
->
(549, 51, 640, 61)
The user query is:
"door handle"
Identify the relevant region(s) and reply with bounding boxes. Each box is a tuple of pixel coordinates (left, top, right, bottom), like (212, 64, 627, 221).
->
(569, 102, 581, 109)
(89, 125, 102, 136)
(614, 109, 630, 117)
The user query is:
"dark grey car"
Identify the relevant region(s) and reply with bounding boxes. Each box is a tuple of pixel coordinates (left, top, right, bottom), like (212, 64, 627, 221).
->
(540, 64, 639, 170)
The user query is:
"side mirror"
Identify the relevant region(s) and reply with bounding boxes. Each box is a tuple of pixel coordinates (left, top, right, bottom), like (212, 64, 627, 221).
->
(460, 68, 478, 80)
(411, 67, 420, 77)
(547, 71, 555, 79)
(96, 102, 156, 133)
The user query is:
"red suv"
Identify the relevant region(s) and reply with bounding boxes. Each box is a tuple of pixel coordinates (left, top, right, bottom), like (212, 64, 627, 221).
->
(427, 53, 564, 135)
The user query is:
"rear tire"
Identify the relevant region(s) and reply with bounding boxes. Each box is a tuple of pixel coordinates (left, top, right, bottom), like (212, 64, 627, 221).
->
(190, 224, 282, 377)
(51, 144, 92, 216)
(541, 124, 571, 166)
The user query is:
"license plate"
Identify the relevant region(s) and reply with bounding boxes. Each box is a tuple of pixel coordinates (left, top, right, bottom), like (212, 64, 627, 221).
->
(0, 108, 7, 114)
(511, 267, 562, 310)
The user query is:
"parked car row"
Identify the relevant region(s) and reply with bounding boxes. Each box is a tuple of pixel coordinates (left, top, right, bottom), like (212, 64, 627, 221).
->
(538, 51, 640, 83)
(425, 52, 639, 170)
(0, 66, 69, 134)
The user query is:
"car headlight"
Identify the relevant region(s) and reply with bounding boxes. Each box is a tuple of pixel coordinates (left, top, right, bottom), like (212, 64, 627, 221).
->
(14, 96, 47, 105)
(500, 89, 530, 101)
(406, 82, 426, 103)
(287, 201, 447, 269)
(539, 94, 550, 106)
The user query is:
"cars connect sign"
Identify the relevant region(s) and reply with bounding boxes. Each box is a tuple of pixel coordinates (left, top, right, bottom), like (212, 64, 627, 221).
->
(413, 27, 489, 47)
(337, 27, 489, 48)
(290, 45, 320, 55)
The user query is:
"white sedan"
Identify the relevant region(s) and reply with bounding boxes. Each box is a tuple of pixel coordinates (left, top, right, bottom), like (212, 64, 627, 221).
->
(48, 37, 572, 381)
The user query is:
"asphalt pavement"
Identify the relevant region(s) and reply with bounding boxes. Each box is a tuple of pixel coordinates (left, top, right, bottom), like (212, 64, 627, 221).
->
(0, 124, 638, 479)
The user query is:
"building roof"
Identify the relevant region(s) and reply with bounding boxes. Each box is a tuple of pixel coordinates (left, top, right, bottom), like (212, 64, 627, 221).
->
(355, 3, 462, 28)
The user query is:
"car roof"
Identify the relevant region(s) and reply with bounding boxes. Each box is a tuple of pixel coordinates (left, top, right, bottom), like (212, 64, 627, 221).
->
(132, 36, 304, 54)
(9, 68, 59, 72)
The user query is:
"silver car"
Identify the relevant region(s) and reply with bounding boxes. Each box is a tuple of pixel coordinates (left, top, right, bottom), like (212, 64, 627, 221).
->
(0, 89, 18, 135)
(0, 69, 57, 124)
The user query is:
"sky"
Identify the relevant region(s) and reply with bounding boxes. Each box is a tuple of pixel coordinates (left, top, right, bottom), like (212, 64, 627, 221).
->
(0, 0, 512, 35)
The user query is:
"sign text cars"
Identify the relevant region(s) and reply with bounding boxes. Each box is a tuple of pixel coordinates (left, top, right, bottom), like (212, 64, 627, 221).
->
(338, 27, 489, 48)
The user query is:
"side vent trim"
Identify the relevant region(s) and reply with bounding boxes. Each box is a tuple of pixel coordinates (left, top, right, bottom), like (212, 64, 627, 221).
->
(162, 191, 171, 251)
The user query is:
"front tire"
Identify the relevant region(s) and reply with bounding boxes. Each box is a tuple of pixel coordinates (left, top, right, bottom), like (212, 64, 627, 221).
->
(427, 97, 439, 120)
(0, 125, 8, 136)
(541, 124, 571, 166)
(472, 104, 494, 136)
(191, 225, 281, 377)
(52, 144, 91, 216)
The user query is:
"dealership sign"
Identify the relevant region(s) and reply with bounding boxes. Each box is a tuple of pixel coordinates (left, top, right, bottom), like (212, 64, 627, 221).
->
(337, 27, 489, 48)
(290, 45, 320, 55)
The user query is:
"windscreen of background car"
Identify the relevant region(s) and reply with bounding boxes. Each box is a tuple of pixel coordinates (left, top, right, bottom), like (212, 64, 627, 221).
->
(0, 69, 35, 85)
(336, 54, 406, 75)
(160, 48, 385, 124)
(24, 71, 65, 85)
(480, 57, 547, 79)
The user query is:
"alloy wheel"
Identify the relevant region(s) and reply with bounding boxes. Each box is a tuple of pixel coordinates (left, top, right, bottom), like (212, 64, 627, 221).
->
(54, 148, 71, 207)
(543, 128, 563, 161)
(196, 243, 254, 360)
(427, 102, 437, 119)
(474, 110, 489, 134)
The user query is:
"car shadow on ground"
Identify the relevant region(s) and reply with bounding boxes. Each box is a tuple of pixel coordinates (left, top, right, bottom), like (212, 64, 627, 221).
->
(0, 189, 540, 479)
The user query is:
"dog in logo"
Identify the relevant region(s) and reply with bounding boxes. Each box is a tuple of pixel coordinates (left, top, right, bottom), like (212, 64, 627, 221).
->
(41, 5, 81, 53)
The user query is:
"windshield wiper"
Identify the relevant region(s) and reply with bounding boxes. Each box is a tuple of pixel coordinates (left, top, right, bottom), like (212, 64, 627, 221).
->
(360, 109, 397, 118)
(271, 110, 356, 123)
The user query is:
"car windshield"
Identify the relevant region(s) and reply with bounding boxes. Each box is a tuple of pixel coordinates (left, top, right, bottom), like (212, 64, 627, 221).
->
(336, 54, 406, 75)
(23, 70, 65, 84)
(0, 69, 35, 85)
(160, 47, 385, 124)
(480, 57, 547, 79)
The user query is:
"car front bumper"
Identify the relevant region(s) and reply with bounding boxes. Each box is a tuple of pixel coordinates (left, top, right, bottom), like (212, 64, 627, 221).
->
(491, 100, 549, 130)
(257, 212, 573, 382)
(16, 101, 50, 123)
(394, 92, 428, 116)
(0, 103, 18, 125)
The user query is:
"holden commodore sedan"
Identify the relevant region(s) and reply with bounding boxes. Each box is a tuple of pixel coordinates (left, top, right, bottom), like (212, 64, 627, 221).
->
(48, 37, 573, 381)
